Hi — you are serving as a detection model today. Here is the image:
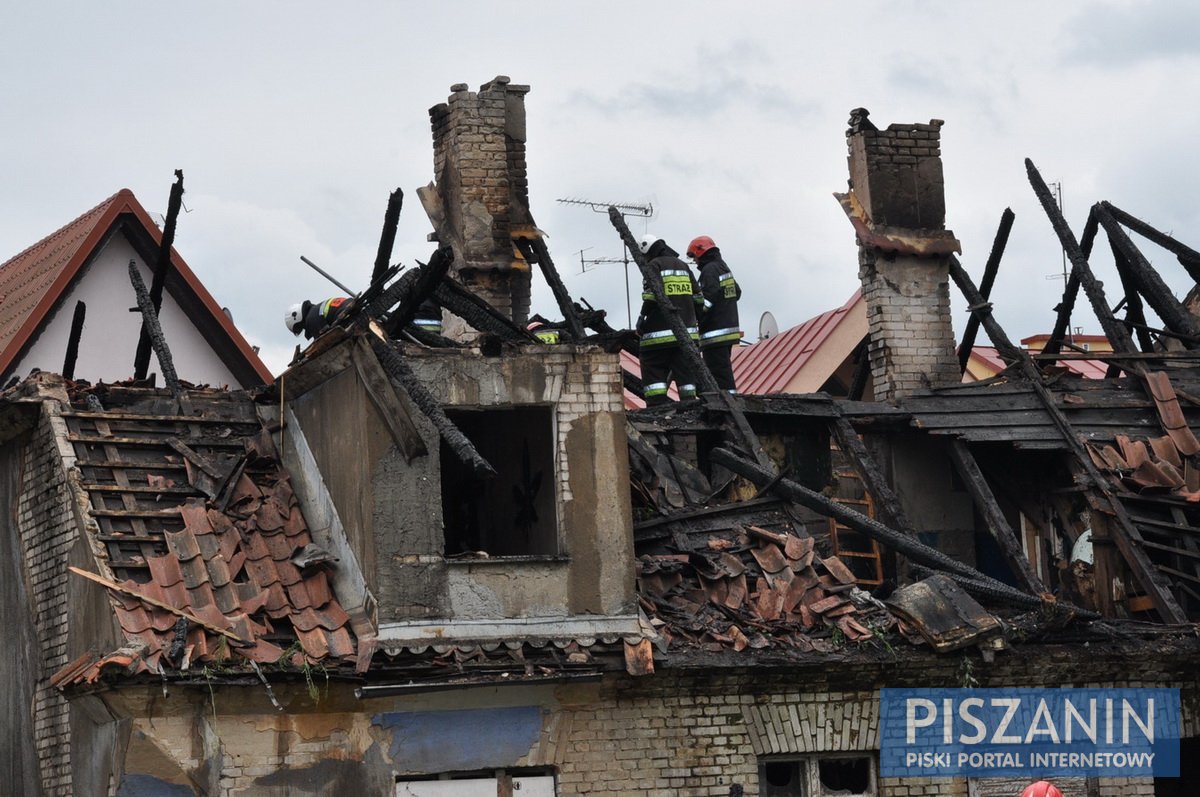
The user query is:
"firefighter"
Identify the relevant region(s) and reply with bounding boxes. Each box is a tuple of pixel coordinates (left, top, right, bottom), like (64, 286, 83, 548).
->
(687, 235, 741, 393)
(636, 234, 701, 405)
(412, 297, 444, 335)
(527, 320, 561, 344)
(285, 297, 352, 340)
(1020, 782, 1062, 797)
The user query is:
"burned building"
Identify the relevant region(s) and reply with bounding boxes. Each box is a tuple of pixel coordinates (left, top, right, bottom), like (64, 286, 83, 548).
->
(2, 79, 1200, 797)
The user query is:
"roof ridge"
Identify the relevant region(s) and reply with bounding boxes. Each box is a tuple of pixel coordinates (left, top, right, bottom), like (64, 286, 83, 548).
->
(0, 189, 130, 272)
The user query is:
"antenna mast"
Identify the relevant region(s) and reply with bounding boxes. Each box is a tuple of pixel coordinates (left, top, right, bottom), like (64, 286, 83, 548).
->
(557, 198, 654, 327)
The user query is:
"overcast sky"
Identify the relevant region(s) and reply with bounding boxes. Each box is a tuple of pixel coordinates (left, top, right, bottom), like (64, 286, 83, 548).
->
(3, 1, 1198, 376)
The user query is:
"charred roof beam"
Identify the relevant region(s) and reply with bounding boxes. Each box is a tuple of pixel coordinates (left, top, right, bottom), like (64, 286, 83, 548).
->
(1103, 203, 1200, 284)
(1095, 203, 1200, 350)
(958, 208, 1015, 374)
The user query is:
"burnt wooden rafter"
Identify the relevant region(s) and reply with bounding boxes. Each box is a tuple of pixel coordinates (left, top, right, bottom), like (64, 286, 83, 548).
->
(372, 188, 404, 287)
(1103, 202, 1200, 284)
(1095, 203, 1200, 349)
(368, 335, 496, 478)
(1042, 210, 1095, 358)
(62, 300, 86, 380)
(948, 245, 1189, 622)
(708, 446, 1087, 615)
(1109, 234, 1156, 353)
(128, 259, 181, 396)
(1027, 161, 1139, 357)
(958, 208, 1015, 374)
(134, 170, 184, 381)
(946, 438, 1045, 594)
(514, 236, 587, 340)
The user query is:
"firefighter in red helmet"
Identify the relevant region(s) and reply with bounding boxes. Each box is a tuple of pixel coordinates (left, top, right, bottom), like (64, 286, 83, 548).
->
(687, 235, 741, 393)
(1021, 781, 1063, 797)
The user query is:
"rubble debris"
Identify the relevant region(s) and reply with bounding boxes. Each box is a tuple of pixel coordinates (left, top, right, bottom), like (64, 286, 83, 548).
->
(636, 528, 898, 653)
(885, 574, 1003, 653)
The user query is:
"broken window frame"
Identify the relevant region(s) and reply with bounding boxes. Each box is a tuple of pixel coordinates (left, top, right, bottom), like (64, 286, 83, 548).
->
(758, 752, 878, 797)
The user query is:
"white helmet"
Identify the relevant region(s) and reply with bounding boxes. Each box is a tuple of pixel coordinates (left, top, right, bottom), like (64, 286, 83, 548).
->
(285, 303, 305, 335)
(638, 234, 660, 255)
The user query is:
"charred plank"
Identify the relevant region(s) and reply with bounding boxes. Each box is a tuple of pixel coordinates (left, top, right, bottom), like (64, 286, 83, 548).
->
(134, 170, 184, 381)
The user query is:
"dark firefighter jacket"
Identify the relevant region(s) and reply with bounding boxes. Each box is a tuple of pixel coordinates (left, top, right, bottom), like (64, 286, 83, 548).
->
(637, 242, 701, 348)
(302, 297, 351, 340)
(412, 297, 443, 334)
(695, 247, 742, 348)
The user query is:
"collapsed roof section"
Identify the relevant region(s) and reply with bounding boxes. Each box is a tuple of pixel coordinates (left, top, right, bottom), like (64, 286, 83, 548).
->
(23, 91, 1200, 699)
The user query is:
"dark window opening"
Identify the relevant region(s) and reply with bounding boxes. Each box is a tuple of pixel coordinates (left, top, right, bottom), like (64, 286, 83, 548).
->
(818, 757, 870, 793)
(441, 406, 557, 557)
(760, 760, 805, 797)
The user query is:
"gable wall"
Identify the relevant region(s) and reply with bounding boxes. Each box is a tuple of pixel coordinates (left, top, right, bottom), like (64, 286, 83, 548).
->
(10, 231, 243, 387)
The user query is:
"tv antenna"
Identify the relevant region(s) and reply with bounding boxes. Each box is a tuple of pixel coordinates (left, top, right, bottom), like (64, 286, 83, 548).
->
(557, 197, 655, 328)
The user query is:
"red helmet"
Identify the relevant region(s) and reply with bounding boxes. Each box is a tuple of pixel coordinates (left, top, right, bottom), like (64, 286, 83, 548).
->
(687, 235, 717, 260)
(1021, 782, 1063, 797)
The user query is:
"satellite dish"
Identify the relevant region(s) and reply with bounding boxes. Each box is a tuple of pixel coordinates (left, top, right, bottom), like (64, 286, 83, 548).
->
(758, 311, 779, 341)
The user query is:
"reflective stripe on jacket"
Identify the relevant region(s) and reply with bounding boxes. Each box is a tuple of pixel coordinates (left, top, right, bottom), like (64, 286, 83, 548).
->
(697, 249, 741, 348)
(637, 250, 700, 349)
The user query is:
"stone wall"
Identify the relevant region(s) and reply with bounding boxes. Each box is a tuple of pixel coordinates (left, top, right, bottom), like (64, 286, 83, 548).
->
(425, 76, 534, 338)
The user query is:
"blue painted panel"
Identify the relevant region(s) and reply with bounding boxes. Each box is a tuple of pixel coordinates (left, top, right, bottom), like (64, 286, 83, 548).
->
(375, 706, 543, 773)
(117, 773, 196, 797)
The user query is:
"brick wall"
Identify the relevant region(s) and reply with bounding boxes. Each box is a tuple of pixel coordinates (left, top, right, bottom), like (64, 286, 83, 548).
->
(18, 405, 83, 795)
(108, 646, 1199, 796)
(847, 113, 960, 401)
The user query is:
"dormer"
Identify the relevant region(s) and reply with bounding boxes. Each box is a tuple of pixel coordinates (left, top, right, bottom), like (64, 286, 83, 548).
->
(274, 331, 638, 649)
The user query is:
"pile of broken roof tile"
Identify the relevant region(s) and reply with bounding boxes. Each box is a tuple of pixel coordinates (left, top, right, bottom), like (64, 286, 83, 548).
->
(53, 431, 359, 688)
(637, 526, 896, 653)
(1087, 432, 1200, 497)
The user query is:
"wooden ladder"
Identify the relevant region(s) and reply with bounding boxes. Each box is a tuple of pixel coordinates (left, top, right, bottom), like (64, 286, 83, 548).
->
(828, 470, 884, 586)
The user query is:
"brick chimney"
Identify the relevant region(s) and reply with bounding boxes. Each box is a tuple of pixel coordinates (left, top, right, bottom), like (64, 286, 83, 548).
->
(838, 109, 961, 401)
(418, 76, 534, 342)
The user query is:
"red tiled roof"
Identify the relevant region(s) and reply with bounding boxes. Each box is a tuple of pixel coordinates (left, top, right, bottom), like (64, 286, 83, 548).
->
(0, 189, 272, 384)
(53, 392, 360, 686)
(732, 290, 863, 395)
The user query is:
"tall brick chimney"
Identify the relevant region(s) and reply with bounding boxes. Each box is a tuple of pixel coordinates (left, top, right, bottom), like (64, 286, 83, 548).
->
(837, 109, 962, 401)
(418, 76, 535, 342)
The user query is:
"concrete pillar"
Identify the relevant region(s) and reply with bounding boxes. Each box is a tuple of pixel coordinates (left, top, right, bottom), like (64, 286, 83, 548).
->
(844, 109, 961, 401)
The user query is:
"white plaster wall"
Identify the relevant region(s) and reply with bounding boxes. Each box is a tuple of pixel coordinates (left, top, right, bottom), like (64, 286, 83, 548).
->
(12, 233, 243, 387)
